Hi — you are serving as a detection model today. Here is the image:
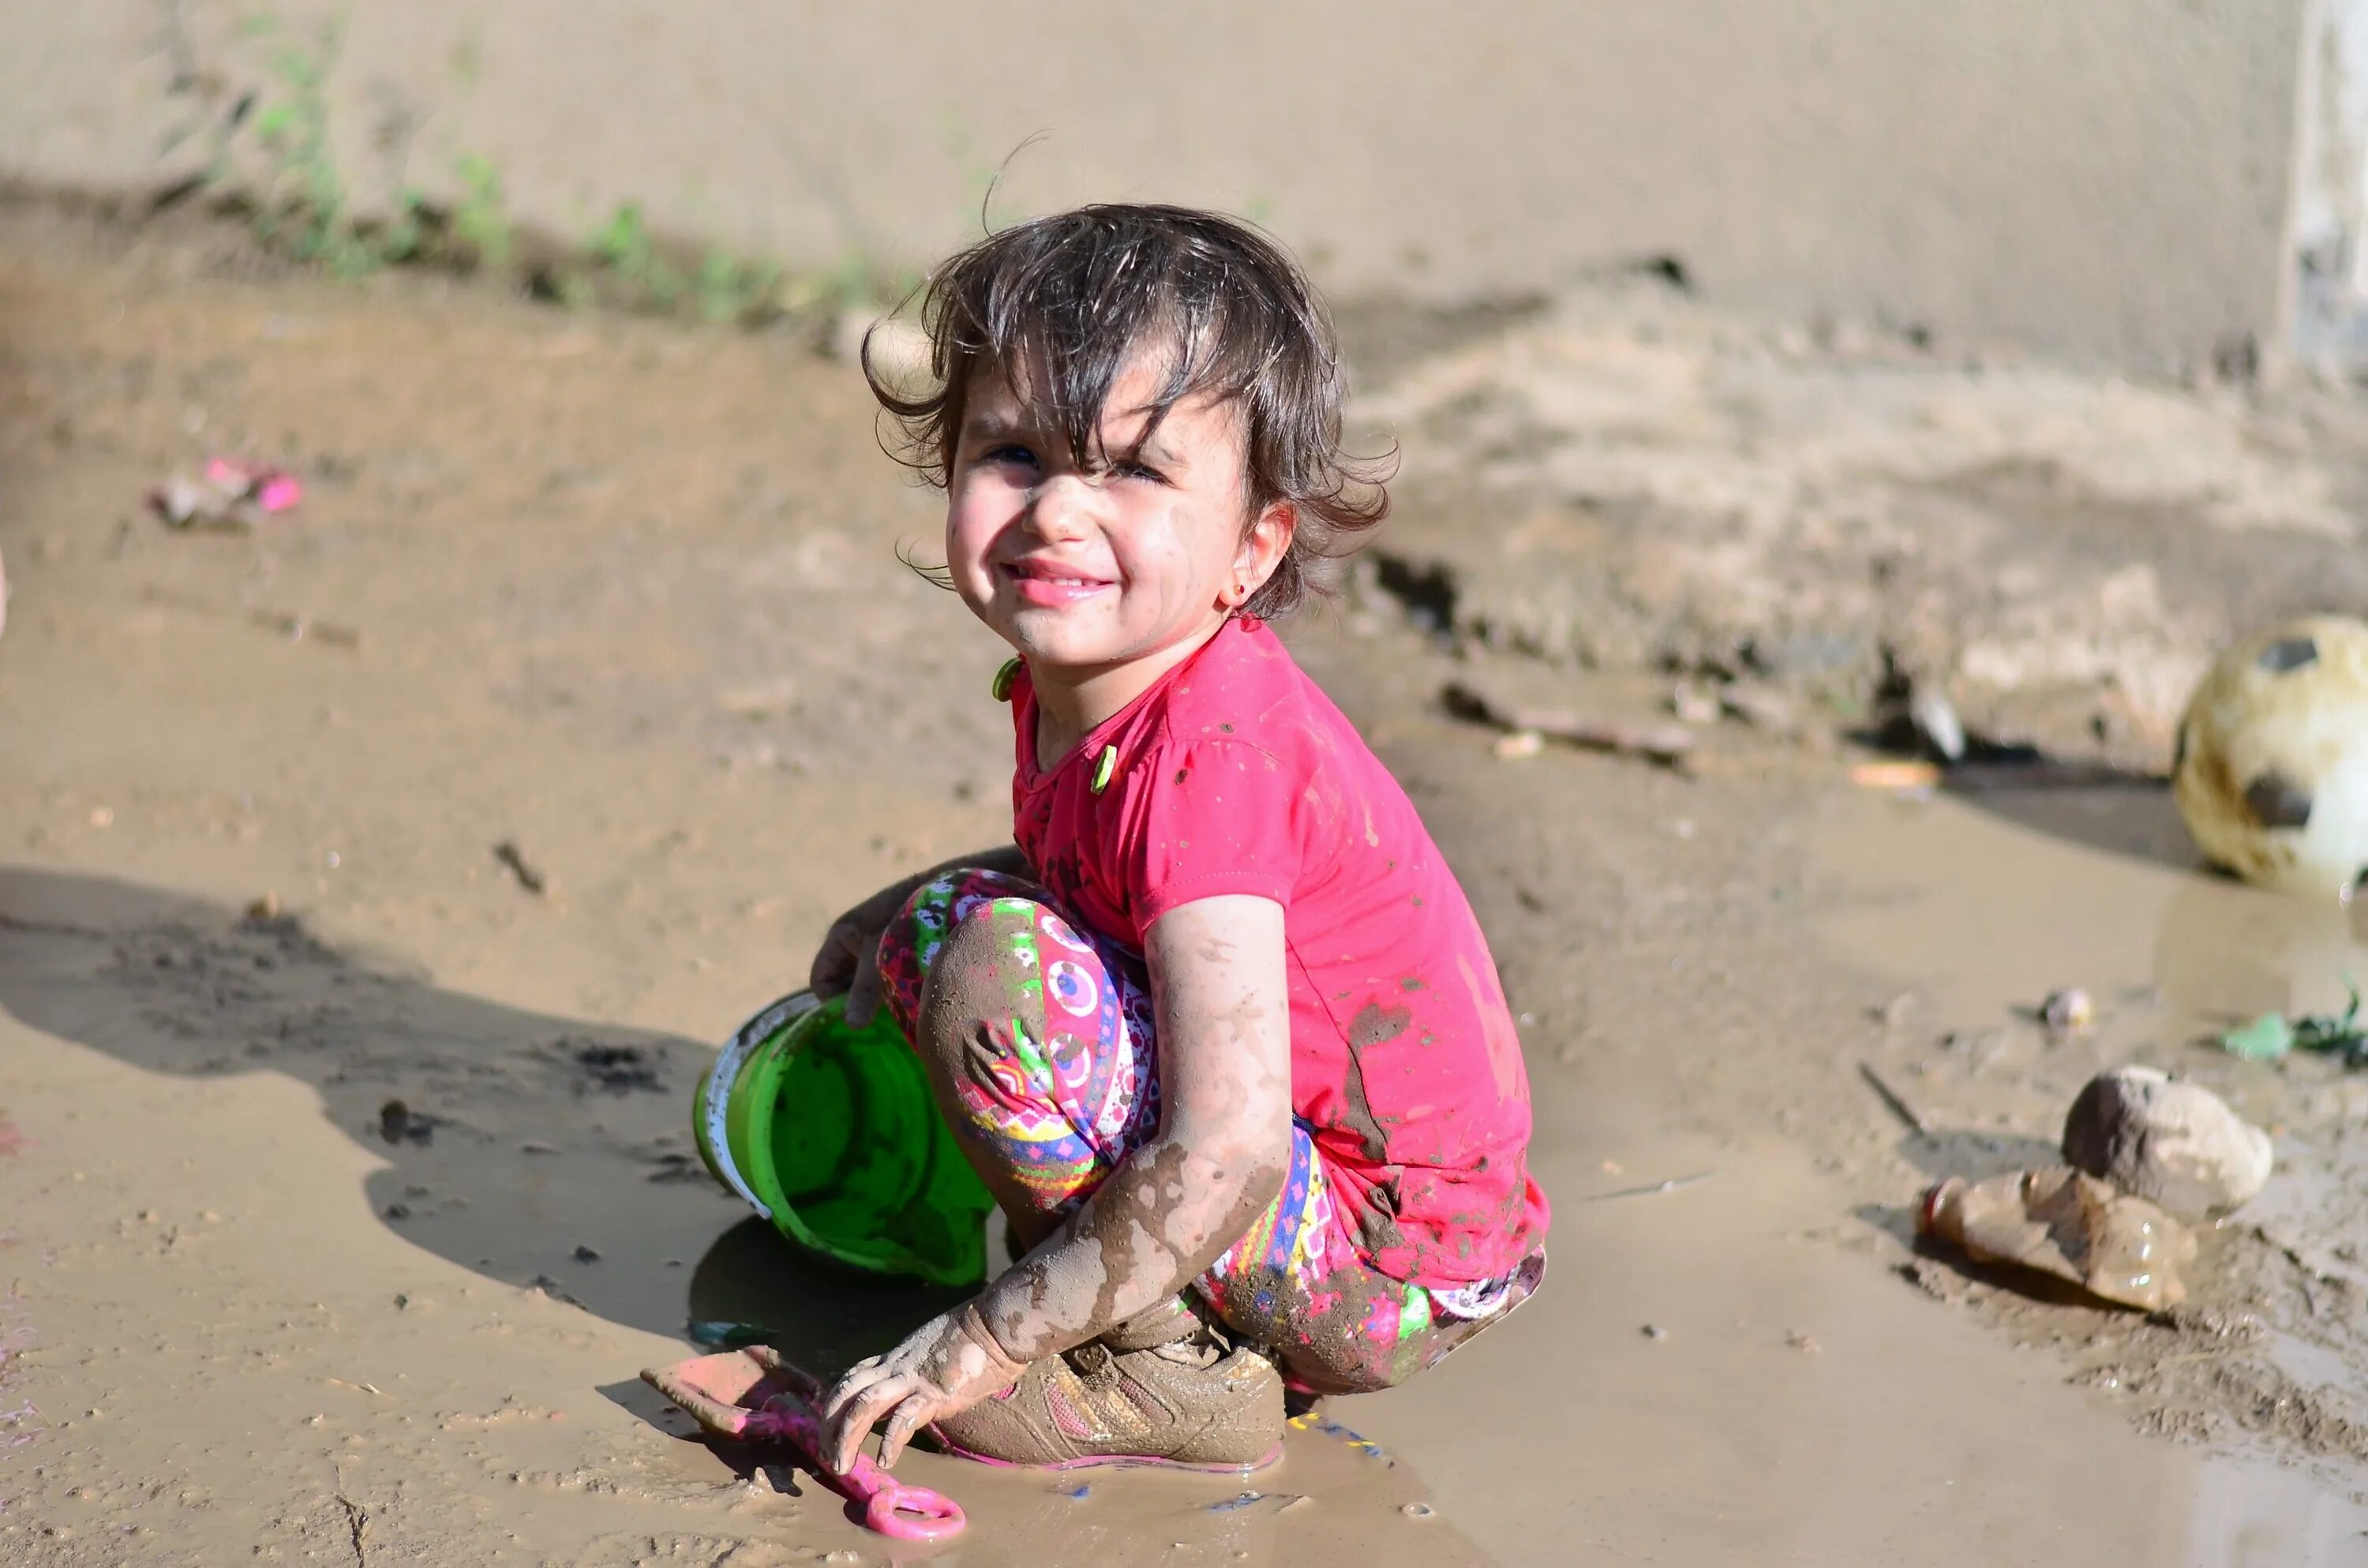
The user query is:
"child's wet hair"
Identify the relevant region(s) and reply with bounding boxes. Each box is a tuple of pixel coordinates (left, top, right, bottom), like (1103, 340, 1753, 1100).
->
(865, 203, 1392, 619)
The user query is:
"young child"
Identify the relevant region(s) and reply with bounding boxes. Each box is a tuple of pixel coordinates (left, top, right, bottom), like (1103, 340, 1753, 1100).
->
(811, 204, 1548, 1473)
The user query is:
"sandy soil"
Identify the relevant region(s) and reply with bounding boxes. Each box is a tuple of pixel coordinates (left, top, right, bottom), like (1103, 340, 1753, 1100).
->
(6, 198, 2368, 1565)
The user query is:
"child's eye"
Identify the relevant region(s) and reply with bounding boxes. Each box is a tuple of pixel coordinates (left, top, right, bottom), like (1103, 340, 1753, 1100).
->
(1111, 458, 1168, 485)
(982, 443, 1040, 469)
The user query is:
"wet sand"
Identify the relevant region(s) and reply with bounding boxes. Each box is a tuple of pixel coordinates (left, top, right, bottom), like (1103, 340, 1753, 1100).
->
(3, 200, 2366, 1564)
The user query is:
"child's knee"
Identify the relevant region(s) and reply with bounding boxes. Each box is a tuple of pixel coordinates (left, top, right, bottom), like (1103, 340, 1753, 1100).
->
(916, 899, 1010, 1005)
(902, 889, 1038, 1066)
(880, 871, 1021, 1032)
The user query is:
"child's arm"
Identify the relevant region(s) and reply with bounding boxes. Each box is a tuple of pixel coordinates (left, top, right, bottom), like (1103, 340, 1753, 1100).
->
(980, 894, 1295, 1352)
(822, 894, 1295, 1469)
(808, 844, 1033, 1025)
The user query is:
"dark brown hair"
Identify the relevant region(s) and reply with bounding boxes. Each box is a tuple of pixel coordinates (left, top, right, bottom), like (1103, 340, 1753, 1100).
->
(865, 203, 1392, 619)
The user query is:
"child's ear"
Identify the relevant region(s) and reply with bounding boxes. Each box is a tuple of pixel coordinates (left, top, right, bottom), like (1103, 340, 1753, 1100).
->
(1231, 500, 1297, 604)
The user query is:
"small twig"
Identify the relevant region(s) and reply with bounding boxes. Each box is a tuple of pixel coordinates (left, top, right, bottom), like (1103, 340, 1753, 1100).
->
(136, 585, 359, 650)
(1580, 1169, 1719, 1203)
(247, 609, 361, 649)
(333, 1468, 368, 1567)
(0, 912, 112, 940)
(1443, 681, 1696, 768)
(492, 840, 547, 895)
(1858, 1062, 1928, 1134)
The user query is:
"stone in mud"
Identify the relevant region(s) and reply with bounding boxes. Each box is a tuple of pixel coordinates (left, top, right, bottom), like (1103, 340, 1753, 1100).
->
(2061, 1065, 2272, 1221)
(1918, 1166, 2196, 1312)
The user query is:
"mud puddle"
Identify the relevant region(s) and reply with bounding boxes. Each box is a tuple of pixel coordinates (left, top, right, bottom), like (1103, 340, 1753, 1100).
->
(9, 197, 2368, 1563)
(1815, 784, 2368, 1553)
(0, 872, 1486, 1567)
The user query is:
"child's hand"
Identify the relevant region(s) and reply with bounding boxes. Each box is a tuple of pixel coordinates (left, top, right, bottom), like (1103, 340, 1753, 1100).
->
(809, 846, 1032, 1026)
(821, 1303, 1027, 1470)
(808, 878, 922, 1027)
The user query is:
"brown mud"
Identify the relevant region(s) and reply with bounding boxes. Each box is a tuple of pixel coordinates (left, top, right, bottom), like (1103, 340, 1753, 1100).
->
(5, 196, 2368, 1563)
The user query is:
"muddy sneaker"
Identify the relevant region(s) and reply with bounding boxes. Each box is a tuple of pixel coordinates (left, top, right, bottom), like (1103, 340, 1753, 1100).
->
(930, 1325, 1283, 1472)
(1096, 1290, 1212, 1353)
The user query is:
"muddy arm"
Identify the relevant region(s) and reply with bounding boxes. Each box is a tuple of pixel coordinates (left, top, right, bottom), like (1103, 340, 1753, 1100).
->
(972, 894, 1293, 1361)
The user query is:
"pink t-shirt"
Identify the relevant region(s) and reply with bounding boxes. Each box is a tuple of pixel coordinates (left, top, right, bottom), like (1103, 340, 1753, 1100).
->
(1008, 616, 1548, 1288)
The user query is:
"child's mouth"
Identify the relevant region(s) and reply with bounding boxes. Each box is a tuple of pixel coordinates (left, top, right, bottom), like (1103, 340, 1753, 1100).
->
(999, 560, 1115, 608)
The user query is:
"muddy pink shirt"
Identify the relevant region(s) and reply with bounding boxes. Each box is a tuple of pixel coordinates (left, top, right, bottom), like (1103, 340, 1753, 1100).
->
(1008, 616, 1548, 1287)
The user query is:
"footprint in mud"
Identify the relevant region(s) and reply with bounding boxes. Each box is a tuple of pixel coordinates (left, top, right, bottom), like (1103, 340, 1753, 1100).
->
(561, 1040, 669, 1095)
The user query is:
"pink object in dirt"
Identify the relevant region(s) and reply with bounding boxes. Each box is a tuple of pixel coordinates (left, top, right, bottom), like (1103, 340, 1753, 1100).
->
(640, 1346, 965, 1542)
(204, 458, 302, 514)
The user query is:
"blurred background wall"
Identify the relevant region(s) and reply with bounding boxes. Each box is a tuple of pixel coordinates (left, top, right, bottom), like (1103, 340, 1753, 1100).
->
(0, 0, 2332, 371)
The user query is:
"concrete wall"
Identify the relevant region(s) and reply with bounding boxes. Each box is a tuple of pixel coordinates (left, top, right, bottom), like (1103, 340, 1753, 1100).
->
(0, 1, 2312, 370)
(2293, 0, 2368, 358)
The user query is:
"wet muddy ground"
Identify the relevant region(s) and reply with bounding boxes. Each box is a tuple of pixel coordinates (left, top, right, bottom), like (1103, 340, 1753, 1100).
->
(6, 197, 2368, 1564)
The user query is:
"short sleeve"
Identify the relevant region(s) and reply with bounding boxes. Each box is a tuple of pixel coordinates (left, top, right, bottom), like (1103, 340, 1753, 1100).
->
(1118, 739, 1307, 925)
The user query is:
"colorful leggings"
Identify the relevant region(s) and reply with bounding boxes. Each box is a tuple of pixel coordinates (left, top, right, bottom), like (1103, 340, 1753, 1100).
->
(877, 868, 1542, 1394)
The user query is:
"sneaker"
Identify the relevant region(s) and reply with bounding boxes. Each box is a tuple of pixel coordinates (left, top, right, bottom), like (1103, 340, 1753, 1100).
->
(930, 1326, 1283, 1471)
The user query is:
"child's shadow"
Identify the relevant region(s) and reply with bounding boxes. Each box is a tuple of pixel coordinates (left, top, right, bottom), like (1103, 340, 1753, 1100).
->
(0, 866, 961, 1364)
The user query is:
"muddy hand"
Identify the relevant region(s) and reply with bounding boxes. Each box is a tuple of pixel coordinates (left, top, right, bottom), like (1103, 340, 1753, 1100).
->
(821, 1304, 1027, 1471)
(808, 918, 886, 1027)
(809, 881, 915, 1027)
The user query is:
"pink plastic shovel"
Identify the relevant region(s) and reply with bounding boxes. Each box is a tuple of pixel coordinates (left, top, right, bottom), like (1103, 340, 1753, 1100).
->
(642, 1345, 965, 1542)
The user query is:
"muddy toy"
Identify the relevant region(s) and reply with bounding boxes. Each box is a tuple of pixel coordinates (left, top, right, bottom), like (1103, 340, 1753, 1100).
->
(2061, 1065, 2272, 1222)
(1918, 1166, 2196, 1312)
(643, 1345, 967, 1542)
(2172, 615, 2368, 901)
(695, 990, 997, 1286)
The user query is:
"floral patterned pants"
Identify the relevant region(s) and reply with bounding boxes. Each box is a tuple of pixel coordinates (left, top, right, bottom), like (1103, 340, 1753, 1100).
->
(877, 868, 1542, 1393)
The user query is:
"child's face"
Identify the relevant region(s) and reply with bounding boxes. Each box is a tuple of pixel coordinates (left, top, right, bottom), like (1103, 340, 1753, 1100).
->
(944, 350, 1291, 675)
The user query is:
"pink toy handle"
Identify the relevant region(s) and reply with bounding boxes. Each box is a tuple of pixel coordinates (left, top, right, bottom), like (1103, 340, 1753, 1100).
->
(754, 1388, 967, 1543)
(843, 1455, 967, 1543)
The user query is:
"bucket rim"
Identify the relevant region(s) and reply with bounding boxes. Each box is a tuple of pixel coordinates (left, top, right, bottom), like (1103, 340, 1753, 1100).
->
(699, 990, 821, 1220)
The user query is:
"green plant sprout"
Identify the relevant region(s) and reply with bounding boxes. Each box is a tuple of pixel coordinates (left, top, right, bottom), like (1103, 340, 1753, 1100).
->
(250, 17, 379, 275)
(451, 152, 511, 269)
(588, 202, 681, 309)
(2220, 976, 2368, 1065)
(176, 6, 910, 339)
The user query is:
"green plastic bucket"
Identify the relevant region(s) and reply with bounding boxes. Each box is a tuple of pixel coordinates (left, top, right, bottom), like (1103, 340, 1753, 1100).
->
(694, 990, 995, 1288)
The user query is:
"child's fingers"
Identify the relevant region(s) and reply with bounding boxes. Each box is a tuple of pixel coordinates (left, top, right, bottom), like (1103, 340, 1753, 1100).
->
(829, 1379, 909, 1474)
(843, 938, 886, 1027)
(808, 925, 857, 996)
(875, 1394, 932, 1469)
(819, 1355, 885, 1421)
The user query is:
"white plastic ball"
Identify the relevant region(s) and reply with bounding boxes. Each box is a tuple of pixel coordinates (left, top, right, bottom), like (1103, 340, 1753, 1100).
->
(2173, 615, 2368, 901)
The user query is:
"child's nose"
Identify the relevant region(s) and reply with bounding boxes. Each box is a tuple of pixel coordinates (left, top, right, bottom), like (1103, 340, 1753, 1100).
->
(1026, 473, 1101, 539)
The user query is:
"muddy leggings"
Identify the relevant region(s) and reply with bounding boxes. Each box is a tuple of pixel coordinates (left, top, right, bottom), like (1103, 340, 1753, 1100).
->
(876, 868, 1542, 1394)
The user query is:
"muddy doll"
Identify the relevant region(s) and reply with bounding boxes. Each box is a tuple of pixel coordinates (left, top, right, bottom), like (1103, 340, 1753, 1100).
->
(811, 205, 1549, 1473)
